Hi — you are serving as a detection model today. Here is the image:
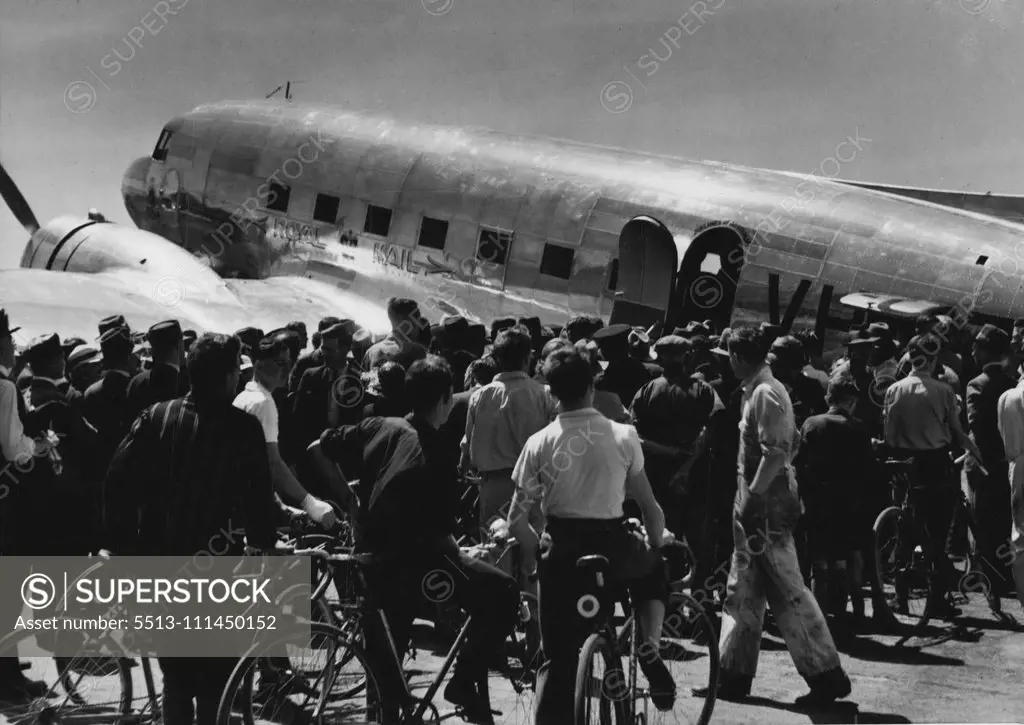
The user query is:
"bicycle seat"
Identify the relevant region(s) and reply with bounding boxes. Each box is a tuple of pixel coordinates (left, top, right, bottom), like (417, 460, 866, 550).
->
(576, 555, 610, 574)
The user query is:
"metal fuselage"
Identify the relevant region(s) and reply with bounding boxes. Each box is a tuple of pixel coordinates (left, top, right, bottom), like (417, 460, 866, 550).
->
(121, 100, 1024, 351)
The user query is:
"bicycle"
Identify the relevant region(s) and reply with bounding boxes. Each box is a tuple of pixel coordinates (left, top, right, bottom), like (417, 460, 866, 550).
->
(218, 545, 541, 724)
(574, 540, 719, 725)
(872, 455, 979, 632)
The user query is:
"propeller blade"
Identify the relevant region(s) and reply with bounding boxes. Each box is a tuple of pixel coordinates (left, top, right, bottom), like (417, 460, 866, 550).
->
(0, 159, 40, 236)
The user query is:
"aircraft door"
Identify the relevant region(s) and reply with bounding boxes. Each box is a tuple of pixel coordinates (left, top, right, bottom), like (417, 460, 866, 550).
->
(674, 225, 744, 332)
(609, 217, 678, 329)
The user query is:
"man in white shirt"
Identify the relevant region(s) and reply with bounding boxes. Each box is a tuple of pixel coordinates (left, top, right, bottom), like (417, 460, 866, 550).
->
(234, 334, 336, 529)
(508, 348, 674, 724)
(995, 379, 1024, 611)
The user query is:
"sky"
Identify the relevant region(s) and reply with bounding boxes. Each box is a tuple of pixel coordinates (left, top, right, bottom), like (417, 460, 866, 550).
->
(1, 0, 1023, 267)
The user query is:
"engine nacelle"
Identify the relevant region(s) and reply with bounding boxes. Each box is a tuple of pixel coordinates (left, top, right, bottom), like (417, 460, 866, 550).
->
(20, 215, 240, 312)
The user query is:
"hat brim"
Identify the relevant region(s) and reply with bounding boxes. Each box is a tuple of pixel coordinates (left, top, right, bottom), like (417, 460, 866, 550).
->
(711, 346, 730, 358)
(848, 336, 881, 346)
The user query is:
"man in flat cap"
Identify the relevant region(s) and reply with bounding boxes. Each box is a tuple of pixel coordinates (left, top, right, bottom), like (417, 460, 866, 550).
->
(234, 327, 264, 358)
(966, 324, 1017, 612)
(294, 321, 364, 455)
(289, 316, 339, 393)
(593, 324, 659, 409)
(631, 335, 723, 590)
(125, 320, 188, 422)
(236, 334, 337, 529)
(65, 344, 103, 410)
(0, 310, 49, 701)
(363, 297, 431, 371)
(84, 326, 139, 476)
(22, 333, 99, 555)
(182, 329, 198, 354)
(564, 315, 600, 344)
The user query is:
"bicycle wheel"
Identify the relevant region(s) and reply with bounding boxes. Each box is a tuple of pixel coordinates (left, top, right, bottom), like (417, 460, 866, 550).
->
(575, 632, 626, 725)
(873, 505, 930, 631)
(216, 622, 382, 725)
(492, 591, 542, 725)
(641, 591, 718, 725)
(0, 629, 133, 724)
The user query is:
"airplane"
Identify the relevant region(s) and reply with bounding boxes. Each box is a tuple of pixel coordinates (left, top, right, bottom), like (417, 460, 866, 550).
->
(6, 99, 1024, 357)
(0, 162, 393, 346)
(103, 99, 1024, 355)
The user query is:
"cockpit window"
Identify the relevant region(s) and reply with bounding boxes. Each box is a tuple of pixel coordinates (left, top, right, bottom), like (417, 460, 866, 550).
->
(152, 129, 173, 162)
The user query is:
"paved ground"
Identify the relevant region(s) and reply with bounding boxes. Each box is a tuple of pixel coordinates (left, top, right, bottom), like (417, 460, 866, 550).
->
(3, 590, 1023, 724)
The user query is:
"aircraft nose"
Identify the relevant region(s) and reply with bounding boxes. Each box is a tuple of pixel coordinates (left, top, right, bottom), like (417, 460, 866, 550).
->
(121, 156, 150, 225)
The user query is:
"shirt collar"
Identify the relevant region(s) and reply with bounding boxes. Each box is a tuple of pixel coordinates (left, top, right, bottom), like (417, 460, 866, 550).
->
(0, 365, 10, 378)
(495, 371, 528, 382)
(741, 364, 773, 394)
(32, 376, 63, 387)
(245, 378, 271, 396)
(557, 407, 599, 420)
(107, 369, 131, 379)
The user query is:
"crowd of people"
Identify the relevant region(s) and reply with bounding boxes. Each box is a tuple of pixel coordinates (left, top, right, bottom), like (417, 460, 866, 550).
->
(1, 293, 1024, 724)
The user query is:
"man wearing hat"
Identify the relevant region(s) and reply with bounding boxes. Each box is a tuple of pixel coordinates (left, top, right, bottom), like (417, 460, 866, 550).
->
(363, 297, 431, 371)
(286, 320, 308, 352)
(234, 327, 265, 358)
(289, 316, 339, 393)
(65, 344, 104, 409)
(438, 316, 477, 393)
(593, 324, 657, 408)
(125, 320, 188, 421)
(563, 315, 600, 344)
(0, 310, 49, 701)
(22, 333, 99, 554)
(97, 314, 128, 338)
(182, 329, 198, 354)
(884, 334, 983, 618)
(631, 335, 722, 590)
(84, 326, 140, 475)
(236, 334, 337, 529)
(294, 321, 364, 453)
(965, 324, 1017, 611)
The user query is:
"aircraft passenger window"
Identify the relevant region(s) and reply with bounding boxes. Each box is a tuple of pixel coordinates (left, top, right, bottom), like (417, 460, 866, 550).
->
(152, 129, 173, 162)
(477, 227, 512, 266)
(540, 243, 575, 280)
(418, 217, 449, 250)
(364, 205, 393, 237)
(313, 193, 341, 223)
(266, 183, 290, 213)
(607, 258, 619, 291)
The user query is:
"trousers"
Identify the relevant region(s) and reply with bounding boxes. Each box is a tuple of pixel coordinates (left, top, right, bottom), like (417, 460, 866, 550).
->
(477, 469, 516, 531)
(719, 520, 841, 680)
(158, 657, 237, 725)
(534, 517, 668, 725)
(1007, 459, 1024, 609)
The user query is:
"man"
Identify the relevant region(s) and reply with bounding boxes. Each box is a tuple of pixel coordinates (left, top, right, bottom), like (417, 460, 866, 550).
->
(363, 297, 431, 370)
(442, 357, 498, 463)
(263, 327, 303, 465)
(883, 333, 983, 618)
(507, 348, 675, 724)
(103, 333, 279, 725)
(796, 373, 876, 639)
(462, 327, 556, 531)
(234, 326, 264, 358)
(696, 327, 851, 706)
(308, 356, 518, 723)
(967, 325, 1017, 611)
(563, 315, 601, 343)
(234, 333, 336, 528)
(125, 320, 189, 420)
(83, 326, 138, 474)
(437, 315, 477, 393)
(593, 324, 657, 407)
(65, 344, 103, 405)
(18, 334, 100, 558)
(630, 335, 721, 575)
(288, 317, 338, 393)
(996, 371, 1024, 613)
(293, 321, 364, 452)
(767, 336, 827, 431)
(286, 320, 308, 353)
(0, 310, 48, 701)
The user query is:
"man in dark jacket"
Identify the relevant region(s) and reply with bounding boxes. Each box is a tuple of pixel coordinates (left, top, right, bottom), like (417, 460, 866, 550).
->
(125, 320, 188, 420)
(83, 326, 138, 471)
(103, 332, 279, 725)
(288, 317, 339, 393)
(594, 324, 657, 407)
(293, 322, 364, 452)
(966, 324, 1017, 611)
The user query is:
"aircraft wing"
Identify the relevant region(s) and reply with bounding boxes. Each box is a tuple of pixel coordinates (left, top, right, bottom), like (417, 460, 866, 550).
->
(0, 267, 392, 347)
